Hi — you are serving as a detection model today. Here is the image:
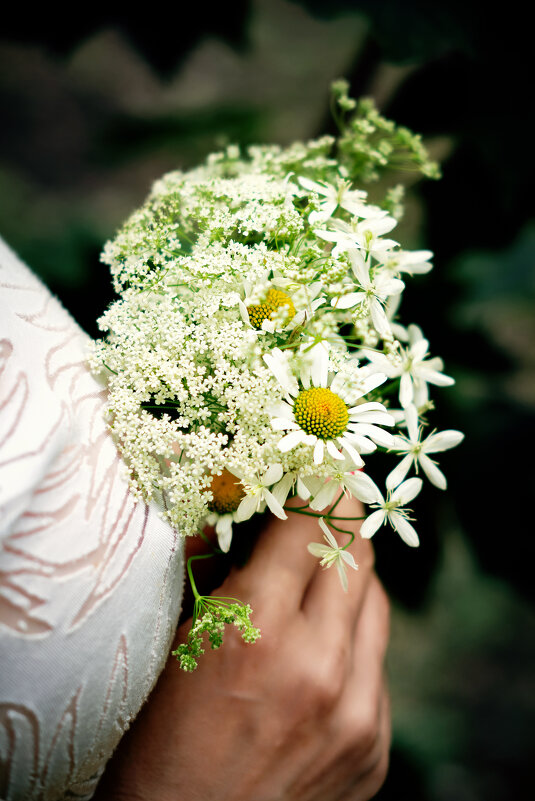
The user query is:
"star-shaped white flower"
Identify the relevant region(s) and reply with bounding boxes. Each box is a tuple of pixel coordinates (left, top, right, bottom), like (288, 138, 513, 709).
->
(386, 404, 464, 490)
(298, 176, 371, 223)
(331, 250, 404, 337)
(234, 465, 288, 522)
(307, 458, 382, 511)
(315, 215, 398, 260)
(360, 477, 423, 547)
(364, 325, 455, 408)
(307, 518, 358, 592)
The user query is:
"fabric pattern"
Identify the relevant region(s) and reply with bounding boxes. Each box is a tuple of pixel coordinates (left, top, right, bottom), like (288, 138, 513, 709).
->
(0, 238, 184, 800)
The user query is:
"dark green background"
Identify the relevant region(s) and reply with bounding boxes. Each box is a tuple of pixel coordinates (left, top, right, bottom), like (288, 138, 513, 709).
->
(1, 2, 533, 798)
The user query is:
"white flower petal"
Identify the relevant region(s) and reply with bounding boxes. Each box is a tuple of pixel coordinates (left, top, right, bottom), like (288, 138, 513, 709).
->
(393, 477, 423, 504)
(236, 494, 258, 522)
(278, 430, 307, 452)
(271, 417, 300, 431)
(360, 510, 386, 539)
(262, 463, 283, 486)
(419, 453, 447, 490)
(307, 542, 331, 558)
(386, 454, 413, 491)
(405, 403, 420, 442)
(313, 439, 325, 465)
(318, 517, 339, 549)
(215, 516, 233, 553)
(399, 372, 414, 408)
(340, 438, 365, 467)
(390, 512, 420, 547)
(263, 489, 288, 520)
(336, 560, 349, 592)
(326, 439, 344, 460)
(344, 471, 382, 504)
(310, 480, 338, 511)
(424, 430, 465, 453)
(331, 292, 366, 310)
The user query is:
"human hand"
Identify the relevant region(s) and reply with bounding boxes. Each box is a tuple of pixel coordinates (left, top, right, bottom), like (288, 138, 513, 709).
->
(95, 495, 391, 801)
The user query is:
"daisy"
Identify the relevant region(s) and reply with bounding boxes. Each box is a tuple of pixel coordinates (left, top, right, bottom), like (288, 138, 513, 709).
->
(307, 518, 358, 592)
(239, 281, 324, 334)
(386, 404, 464, 490)
(204, 469, 246, 552)
(360, 477, 423, 547)
(264, 345, 394, 467)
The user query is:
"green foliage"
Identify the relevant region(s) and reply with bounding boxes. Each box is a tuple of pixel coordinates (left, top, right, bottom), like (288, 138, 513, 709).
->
(332, 79, 441, 183)
(173, 597, 261, 672)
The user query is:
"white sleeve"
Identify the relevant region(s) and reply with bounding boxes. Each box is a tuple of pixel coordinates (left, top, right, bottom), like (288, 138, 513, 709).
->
(0, 237, 185, 801)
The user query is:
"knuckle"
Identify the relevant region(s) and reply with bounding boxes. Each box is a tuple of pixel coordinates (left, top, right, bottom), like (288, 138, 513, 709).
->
(342, 702, 379, 757)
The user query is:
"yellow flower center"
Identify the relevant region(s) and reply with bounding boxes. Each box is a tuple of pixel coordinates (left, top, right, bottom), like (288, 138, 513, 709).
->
(247, 289, 296, 329)
(208, 470, 245, 514)
(294, 387, 349, 440)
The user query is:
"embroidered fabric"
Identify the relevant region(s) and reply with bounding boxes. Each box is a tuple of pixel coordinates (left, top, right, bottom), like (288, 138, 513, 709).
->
(0, 238, 185, 800)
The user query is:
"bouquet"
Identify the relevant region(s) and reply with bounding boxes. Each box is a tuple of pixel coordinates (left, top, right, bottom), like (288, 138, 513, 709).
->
(90, 81, 463, 670)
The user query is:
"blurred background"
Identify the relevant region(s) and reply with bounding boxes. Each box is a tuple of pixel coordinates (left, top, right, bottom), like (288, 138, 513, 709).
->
(1, 1, 534, 798)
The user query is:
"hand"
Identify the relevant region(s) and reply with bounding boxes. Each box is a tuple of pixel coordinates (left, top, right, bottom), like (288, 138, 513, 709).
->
(95, 496, 391, 801)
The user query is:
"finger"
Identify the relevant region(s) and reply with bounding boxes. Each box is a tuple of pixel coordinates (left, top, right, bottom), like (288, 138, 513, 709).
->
(292, 576, 390, 800)
(236, 496, 322, 610)
(338, 687, 392, 801)
(302, 494, 374, 636)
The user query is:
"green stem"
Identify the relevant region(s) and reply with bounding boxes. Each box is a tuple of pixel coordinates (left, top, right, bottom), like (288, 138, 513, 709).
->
(186, 553, 215, 601)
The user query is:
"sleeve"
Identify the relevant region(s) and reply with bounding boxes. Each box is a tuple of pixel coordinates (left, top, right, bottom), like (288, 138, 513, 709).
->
(0, 237, 185, 801)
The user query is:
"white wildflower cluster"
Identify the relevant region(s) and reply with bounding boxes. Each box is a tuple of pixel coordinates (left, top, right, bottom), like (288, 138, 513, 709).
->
(91, 86, 462, 664)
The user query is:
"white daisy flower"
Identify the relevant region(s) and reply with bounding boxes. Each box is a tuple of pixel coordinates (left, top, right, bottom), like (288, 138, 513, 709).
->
(360, 477, 423, 547)
(239, 281, 324, 334)
(331, 249, 405, 337)
(234, 464, 288, 523)
(204, 469, 248, 552)
(264, 345, 395, 468)
(307, 518, 358, 592)
(386, 404, 465, 490)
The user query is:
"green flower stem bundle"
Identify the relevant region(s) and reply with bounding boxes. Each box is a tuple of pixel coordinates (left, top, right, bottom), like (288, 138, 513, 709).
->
(91, 81, 463, 670)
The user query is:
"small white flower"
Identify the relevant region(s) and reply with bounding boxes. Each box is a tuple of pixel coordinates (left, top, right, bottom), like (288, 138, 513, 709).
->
(264, 345, 394, 467)
(307, 457, 382, 511)
(271, 470, 312, 508)
(235, 464, 288, 522)
(360, 477, 423, 547)
(364, 324, 455, 408)
(315, 215, 398, 260)
(331, 250, 404, 337)
(298, 176, 371, 223)
(386, 404, 464, 490)
(307, 518, 358, 592)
